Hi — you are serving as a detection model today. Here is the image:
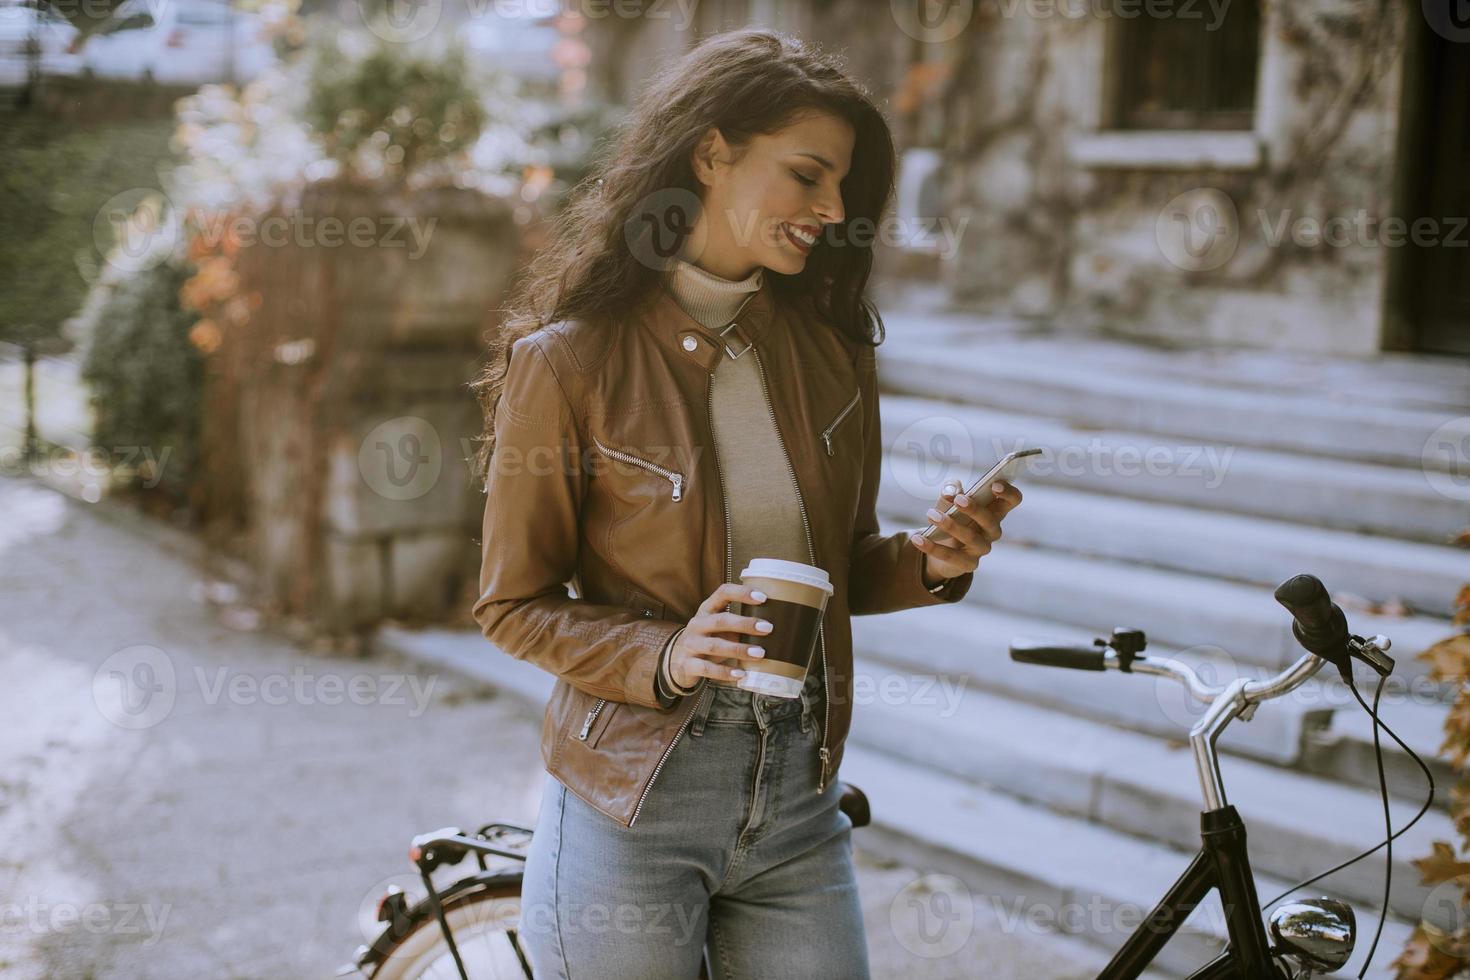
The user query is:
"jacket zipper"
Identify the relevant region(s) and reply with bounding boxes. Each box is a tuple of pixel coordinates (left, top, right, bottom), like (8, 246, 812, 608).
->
(750, 345, 833, 794)
(629, 370, 732, 828)
(578, 697, 608, 740)
(819, 389, 861, 457)
(591, 436, 685, 501)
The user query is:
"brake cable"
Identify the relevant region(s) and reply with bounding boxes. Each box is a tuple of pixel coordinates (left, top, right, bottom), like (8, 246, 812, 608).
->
(1254, 662, 1438, 978)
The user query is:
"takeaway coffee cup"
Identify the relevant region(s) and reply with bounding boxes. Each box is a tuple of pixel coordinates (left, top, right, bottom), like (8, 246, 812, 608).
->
(729, 558, 834, 698)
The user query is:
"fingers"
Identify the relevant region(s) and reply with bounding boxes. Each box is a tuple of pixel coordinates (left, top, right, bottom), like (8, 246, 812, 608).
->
(678, 583, 773, 686)
(699, 581, 767, 616)
(989, 479, 1023, 515)
(917, 520, 987, 567)
(671, 629, 767, 685)
(710, 609, 774, 640)
(926, 492, 1000, 550)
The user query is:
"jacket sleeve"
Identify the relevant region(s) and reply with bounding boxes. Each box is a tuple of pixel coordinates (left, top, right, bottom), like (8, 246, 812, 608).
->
(472, 333, 685, 710)
(846, 342, 973, 615)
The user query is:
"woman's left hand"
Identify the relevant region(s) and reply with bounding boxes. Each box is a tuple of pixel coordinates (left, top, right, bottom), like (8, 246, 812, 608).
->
(909, 479, 1023, 585)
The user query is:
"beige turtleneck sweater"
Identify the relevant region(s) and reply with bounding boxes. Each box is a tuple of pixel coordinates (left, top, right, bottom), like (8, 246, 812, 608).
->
(654, 258, 815, 704)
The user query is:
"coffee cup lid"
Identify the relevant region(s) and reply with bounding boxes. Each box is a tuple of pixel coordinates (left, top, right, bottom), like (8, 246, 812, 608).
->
(739, 558, 834, 595)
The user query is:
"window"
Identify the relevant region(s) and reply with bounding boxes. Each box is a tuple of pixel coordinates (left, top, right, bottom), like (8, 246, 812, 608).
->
(1110, 0, 1261, 130)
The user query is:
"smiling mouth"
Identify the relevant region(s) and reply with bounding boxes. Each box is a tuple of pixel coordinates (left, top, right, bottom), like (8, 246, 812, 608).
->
(783, 222, 818, 252)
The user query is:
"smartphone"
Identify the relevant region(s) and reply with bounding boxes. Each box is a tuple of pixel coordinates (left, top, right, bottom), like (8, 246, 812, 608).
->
(920, 448, 1044, 547)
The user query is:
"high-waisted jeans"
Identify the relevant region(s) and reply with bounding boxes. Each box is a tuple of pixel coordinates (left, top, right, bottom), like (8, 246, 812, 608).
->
(519, 678, 870, 980)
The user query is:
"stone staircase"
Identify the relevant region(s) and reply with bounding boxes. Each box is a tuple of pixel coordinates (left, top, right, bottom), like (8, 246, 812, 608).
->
(841, 308, 1470, 977)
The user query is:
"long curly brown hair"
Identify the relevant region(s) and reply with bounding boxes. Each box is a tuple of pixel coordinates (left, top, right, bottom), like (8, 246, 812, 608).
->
(467, 27, 897, 486)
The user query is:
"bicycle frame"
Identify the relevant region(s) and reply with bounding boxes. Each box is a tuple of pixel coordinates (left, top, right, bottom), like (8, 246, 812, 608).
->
(1088, 651, 1328, 979)
(1099, 803, 1283, 979)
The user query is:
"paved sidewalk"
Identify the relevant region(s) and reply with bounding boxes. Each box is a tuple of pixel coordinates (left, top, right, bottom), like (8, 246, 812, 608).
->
(1, 472, 1153, 978)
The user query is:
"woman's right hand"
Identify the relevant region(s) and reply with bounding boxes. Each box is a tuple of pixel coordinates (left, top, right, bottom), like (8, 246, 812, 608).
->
(668, 583, 775, 689)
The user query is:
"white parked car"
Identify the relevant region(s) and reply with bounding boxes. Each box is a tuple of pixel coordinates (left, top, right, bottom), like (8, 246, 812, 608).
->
(0, 1, 82, 88)
(80, 0, 274, 85)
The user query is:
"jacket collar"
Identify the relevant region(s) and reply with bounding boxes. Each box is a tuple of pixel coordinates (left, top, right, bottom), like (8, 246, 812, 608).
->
(633, 270, 778, 373)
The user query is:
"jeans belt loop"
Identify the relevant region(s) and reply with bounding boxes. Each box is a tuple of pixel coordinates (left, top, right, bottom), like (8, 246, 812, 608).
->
(688, 684, 714, 737)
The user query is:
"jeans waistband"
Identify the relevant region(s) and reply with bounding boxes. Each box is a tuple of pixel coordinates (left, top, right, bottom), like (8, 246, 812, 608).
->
(688, 680, 818, 734)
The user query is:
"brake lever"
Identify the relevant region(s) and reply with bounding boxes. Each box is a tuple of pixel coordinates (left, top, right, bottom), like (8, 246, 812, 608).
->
(1349, 633, 1394, 679)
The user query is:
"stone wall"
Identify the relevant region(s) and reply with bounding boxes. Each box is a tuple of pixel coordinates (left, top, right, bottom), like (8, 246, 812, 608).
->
(928, 0, 1409, 353)
(206, 181, 523, 633)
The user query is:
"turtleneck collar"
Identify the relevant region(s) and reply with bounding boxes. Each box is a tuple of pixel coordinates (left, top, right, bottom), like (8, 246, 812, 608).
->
(663, 257, 764, 332)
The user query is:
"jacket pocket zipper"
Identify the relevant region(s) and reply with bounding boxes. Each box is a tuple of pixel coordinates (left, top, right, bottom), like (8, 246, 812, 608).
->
(819, 389, 861, 456)
(592, 435, 685, 501)
(578, 697, 609, 740)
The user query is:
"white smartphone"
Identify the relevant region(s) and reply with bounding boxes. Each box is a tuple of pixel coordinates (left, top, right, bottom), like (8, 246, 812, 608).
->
(920, 448, 1043, 547)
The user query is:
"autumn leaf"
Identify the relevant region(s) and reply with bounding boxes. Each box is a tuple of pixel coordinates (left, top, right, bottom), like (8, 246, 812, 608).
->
(1392, 923, 1469, 978)
(1415, 841, 1470, 887)
(1422, 634, 1470, 686)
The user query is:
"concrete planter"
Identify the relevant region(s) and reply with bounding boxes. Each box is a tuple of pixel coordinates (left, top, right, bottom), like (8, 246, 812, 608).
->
(204, 178, 521, 633)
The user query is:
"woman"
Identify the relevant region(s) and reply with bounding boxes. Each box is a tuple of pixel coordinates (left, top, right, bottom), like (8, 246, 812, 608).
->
(469, 27, 1020, 980)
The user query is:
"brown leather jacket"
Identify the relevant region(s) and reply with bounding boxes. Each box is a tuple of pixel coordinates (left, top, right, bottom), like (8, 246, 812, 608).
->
(473, 274, 973, 827)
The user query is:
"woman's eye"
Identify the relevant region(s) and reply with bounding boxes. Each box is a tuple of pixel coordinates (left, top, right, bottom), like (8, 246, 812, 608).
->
(791, 170, 818, 187)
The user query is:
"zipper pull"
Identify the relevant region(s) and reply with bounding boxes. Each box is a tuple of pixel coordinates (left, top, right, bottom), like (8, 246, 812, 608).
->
(822, 434, 833, 456)
(579, 700, 605, 740)
(818, 746, 831, 791)
(671, 474, 683, 501)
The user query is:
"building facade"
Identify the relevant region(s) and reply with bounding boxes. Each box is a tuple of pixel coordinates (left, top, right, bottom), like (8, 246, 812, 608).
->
(586, 0, 1467, 356)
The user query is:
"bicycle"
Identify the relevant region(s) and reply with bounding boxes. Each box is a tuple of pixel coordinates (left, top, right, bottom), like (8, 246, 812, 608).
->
(337, 572, 1429, 979)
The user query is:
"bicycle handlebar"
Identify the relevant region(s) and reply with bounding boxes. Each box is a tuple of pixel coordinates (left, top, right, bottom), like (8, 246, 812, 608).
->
(1272, 573, 1352, 682)
(1007, 574, 1394, 711)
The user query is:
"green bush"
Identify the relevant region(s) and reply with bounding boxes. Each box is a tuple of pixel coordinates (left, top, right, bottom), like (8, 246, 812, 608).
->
(302, 31, 488, 185)
(0, 115, 176, 351)
(76, 255, 202, 500)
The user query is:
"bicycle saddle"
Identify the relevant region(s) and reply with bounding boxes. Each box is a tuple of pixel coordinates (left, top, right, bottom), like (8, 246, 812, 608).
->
(837, 782, 870, 828)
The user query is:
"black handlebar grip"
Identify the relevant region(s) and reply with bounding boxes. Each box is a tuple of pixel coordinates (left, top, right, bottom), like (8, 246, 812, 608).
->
(1009, 639, 1107, 671)
(1273, 574, 1351, 676)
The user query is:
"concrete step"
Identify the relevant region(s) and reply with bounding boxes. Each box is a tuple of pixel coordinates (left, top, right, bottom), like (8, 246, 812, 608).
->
(878, 394, 1466, 544)
(873, 313, 1470, 415)
(876, 472, 1470, 618)
(843, 743, 1419, 980)
(875, 335, 1470, 472)
(875, 513, 1457, 693)
(854, 603, 1453, 806)
(846, 659, 1452, 925)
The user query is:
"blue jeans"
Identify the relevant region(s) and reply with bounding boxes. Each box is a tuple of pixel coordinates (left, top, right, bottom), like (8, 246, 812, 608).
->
(519, 680, 870, 979)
